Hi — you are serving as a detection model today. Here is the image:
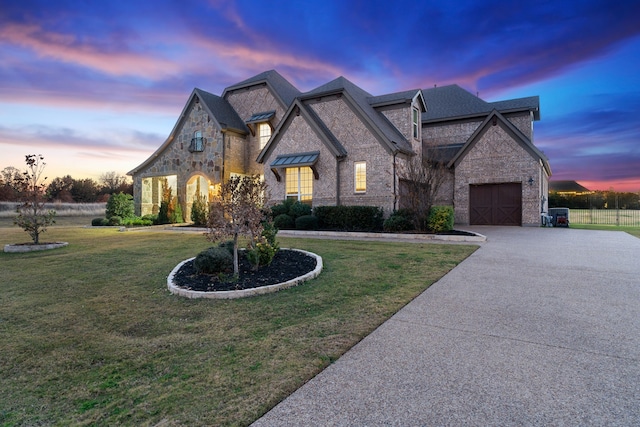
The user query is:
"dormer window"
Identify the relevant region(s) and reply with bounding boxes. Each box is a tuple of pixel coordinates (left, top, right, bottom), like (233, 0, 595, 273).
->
(246, 111, 275, 150)
(412, 107, 420, 139)
(189, 130, 204, 152)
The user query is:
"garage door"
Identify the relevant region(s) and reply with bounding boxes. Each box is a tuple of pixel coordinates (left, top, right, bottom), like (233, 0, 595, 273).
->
(469, 183, 522, 225)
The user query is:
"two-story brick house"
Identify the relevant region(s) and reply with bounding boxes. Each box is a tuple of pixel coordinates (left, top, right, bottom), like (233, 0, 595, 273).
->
(128, 70, 551, 226)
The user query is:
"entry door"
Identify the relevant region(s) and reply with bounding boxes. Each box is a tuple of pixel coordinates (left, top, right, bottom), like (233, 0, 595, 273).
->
(470, 183, 522, 225)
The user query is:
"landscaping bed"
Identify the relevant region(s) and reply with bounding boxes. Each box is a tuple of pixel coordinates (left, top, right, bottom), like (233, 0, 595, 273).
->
(173, 249, 318, 292)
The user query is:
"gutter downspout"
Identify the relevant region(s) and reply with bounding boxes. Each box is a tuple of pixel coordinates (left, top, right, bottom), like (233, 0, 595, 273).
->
(336, 157, 341, 206)
(393, 152, 398, 211)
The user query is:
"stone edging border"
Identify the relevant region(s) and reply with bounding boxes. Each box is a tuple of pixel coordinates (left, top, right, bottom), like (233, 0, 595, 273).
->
(167, 248, 323, 299)
(4, 242, 69, 253)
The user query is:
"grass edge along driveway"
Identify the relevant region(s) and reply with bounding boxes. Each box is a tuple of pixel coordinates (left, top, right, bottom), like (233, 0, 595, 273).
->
(0, 225, 477, 426)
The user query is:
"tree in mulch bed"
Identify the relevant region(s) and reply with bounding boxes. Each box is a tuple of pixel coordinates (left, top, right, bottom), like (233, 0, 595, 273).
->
(206, 175, 277, 277)
(13, 154, 56, 244)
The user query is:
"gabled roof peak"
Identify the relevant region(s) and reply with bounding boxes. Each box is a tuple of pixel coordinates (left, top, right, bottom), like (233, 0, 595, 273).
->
(222, 69, 300, 108)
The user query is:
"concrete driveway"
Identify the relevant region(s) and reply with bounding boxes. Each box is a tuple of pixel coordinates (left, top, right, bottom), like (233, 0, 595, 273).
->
(252, 227, 640, 426)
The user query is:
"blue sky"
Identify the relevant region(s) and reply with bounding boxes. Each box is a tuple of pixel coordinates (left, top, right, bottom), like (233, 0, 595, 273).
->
(1, 0, 639, 191)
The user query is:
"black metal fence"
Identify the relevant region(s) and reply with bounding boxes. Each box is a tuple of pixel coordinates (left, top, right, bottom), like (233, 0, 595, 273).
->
(570, 209, 640, 226)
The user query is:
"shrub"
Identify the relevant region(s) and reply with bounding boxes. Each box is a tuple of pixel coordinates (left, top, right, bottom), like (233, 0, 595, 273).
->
(383, 210, 414, 232)
(288, 201, 311, 219)
(107, 216, 122, 226)
(273, 213, 294, 229)
(246, 241, 277, 269)
(428, 205, 454, 232)
(91, 217, 105, 226)
(190, 195, 208, 226)
(261, 220, 280, 252)
(141, 214, 158, 224)
(193, 247, 233, 275)
(105, 192, 134, 220)
(218, 240, 235, 255)
(295, 214, 319, 230)
(313, 205, 384, 231)
(270, 199, 294, 217)
(121, 217, 153, 227)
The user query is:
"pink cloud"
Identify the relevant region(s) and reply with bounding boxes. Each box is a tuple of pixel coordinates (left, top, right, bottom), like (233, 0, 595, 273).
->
(0, 23, 182, 79)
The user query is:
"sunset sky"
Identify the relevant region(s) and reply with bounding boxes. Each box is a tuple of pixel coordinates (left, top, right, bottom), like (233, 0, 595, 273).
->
(1, 0, 639, 192)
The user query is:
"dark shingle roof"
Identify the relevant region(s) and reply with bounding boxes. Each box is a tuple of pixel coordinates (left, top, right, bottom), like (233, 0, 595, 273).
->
(222, 69, 300, 108)
(194, 88, 247, 133)
(422, 85, 540, 122)
(302, 77, 414, 155)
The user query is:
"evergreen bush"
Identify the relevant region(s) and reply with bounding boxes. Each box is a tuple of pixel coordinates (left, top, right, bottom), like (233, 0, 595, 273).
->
(314, 205, 384, 231)
(193, 247, 233, 275)
(91, 218, 105, 226)
(273, 213, 294, 229)
(383, 210, 414, 232)
(295, 214, 319, 230)
(107, 216, 122, 226)
(105, 192, 134, 220)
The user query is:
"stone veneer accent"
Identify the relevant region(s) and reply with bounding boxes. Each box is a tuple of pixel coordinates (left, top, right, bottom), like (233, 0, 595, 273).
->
(132, 99, 227, 217)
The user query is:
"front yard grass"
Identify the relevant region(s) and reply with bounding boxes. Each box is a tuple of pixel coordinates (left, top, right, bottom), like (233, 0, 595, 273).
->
(569, 223, 640, 239)
(0, 224, 476, 426)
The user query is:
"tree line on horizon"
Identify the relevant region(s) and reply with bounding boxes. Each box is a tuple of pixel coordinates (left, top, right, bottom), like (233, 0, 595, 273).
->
(549, 190, 640, 210)
(0, 166, 132, 203)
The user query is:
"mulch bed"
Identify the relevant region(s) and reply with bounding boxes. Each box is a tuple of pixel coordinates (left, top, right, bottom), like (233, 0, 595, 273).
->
(173, 249, 317, 292)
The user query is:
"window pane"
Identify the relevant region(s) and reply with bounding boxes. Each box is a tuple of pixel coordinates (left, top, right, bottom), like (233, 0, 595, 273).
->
(355, 162, 366, 192)
(258, 123, 271, 149)
(286, 167, 298, 195)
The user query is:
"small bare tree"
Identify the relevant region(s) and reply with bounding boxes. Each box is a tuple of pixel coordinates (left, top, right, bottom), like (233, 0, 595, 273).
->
(14, 154, 56, 244)
(206, 175, 268, 276)
(398, 148, 449, 231)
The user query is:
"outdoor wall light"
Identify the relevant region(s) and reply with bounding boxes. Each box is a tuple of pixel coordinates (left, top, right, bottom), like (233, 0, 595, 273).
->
(528, 176, 534, 185)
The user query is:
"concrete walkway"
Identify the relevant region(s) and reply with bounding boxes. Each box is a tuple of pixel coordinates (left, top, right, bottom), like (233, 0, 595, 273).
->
(252, 227, 640, 426)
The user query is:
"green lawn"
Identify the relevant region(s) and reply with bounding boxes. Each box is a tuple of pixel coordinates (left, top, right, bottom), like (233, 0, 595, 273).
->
(569, 223, 640, 239)
(0, 220, 477, 426)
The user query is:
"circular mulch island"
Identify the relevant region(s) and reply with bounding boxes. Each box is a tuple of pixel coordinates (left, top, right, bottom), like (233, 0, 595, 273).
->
(167, 248, 323, 299)
(4, 242, 68, 253)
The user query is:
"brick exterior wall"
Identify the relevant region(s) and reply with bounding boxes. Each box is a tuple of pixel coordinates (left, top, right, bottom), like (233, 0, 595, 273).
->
(226, 86, 285, 176)
(262, 115, 338, 206)
(310, 98, 397, 214)
(453, 122, 546, 226)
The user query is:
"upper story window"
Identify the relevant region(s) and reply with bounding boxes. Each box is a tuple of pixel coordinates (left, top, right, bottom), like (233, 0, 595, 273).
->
(258, 123, 271, 150)
(354, 162, 366, 193)
(189, 130, 204, 152)
(412, 107, 420, 139)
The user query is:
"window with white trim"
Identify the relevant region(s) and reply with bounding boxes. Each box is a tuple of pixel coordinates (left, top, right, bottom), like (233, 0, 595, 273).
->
(286, 167, 313, 205)
(354, 162, 366, 193)
(258, 123, 271, 150)
(412, 107, 420, 139)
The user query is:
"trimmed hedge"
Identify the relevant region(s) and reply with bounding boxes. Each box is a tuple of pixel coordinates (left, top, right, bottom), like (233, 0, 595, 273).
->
(295, 215, 319, 230)
(313, 205, 384, 231)
(383, 210, 414, 232)
(273, 213, 294, 229)
(428, 205, 454, 232)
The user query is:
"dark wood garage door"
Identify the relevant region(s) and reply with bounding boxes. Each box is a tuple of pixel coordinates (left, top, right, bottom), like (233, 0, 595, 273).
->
(470, 183, 522, 225)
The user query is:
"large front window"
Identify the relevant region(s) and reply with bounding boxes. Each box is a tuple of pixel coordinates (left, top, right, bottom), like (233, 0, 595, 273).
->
(258, 123, 271, 150)
(286, 167, 313, 205)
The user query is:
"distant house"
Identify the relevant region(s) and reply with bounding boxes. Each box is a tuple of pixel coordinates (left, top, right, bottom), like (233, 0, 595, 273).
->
(549, 180, 592, 195)
(128, 70, 551, 226)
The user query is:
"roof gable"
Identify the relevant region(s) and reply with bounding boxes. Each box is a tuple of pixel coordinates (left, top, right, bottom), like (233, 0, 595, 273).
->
(128, 88, 246, 175)
(448, 109, 551, 175)
(256, 99, 347, 164)
(222, 69, 301, 110)
(301, 76, 414, 155)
